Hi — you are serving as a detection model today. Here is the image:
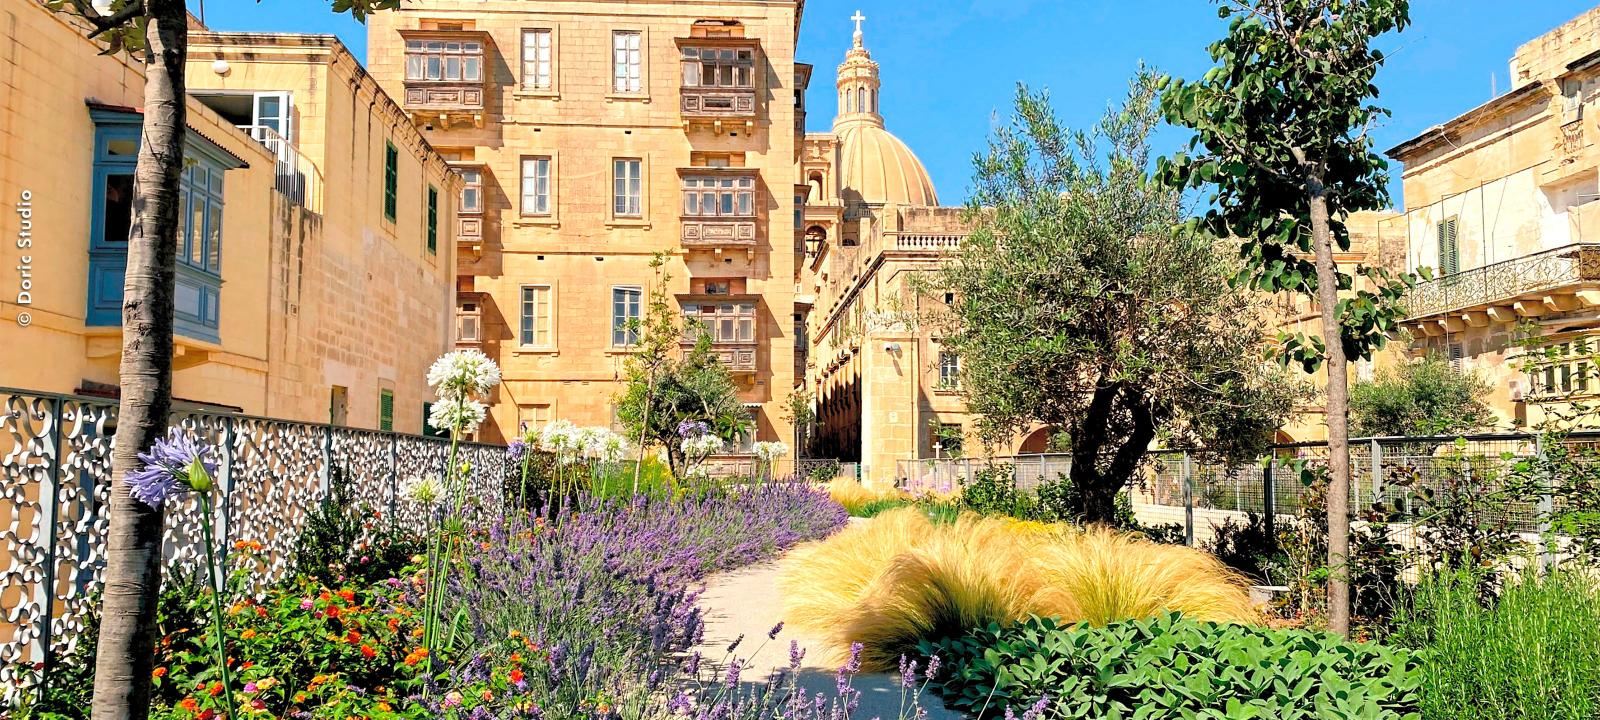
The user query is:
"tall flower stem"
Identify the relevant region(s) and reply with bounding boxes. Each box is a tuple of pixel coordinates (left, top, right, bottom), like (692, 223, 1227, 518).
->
(423, 422, 464, 677)
(196, 495, 239, 720)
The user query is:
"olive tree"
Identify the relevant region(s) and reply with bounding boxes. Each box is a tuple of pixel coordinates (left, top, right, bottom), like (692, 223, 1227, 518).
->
(929, 72, 1303, 524)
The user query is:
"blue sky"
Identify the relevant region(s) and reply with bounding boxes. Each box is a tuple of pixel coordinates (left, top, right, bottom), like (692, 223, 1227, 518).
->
(199, 0, 1598, 208)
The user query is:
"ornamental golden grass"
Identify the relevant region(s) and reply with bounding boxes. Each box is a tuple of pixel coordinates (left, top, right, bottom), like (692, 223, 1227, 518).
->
(780, 507, 1258, 671)
(825, 477, 908, 514)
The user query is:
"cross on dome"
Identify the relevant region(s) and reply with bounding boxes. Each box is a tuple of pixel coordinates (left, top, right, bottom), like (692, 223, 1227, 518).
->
(851, 10, 866, 47)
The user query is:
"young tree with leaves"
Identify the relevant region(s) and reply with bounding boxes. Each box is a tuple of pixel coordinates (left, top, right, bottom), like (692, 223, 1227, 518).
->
(616, 260, 751, 479)
(930, 72, 1302, 524)
(43, 0, 398, 716)
(1157, 0, 1414, 636)
(1350, 355, 1496, 438)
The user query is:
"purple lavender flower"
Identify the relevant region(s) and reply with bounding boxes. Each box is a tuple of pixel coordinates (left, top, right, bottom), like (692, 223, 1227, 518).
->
(899, 659, 919, 689)
(1021, 696, 1050, 720)
(768, 621, 784, 639)
(677, 420, 710, 438)
(789, 640, 806, 669)
(845, 642, 863, 674)
(724, 658, 742, 688)
(124, 428, 218, 508)
(726, 633, 744, 653)
(925, 654, 941, 680)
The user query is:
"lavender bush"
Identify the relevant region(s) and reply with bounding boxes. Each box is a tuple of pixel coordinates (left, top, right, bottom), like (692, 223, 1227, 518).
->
(424, 481, 847, 718)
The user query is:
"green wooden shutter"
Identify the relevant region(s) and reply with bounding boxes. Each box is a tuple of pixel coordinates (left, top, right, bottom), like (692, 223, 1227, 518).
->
(1437, 217, 1459, 276)
(384, 142, 398, 221)
(379, 389, 394, 431)
(426, 185, 438, 254)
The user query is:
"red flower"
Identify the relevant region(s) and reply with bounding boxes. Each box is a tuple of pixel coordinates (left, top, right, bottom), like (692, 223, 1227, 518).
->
(510, 668, 525, 684)
(346, 629, 362, 644)
(197, 710, 215, 720)
(361, 644, 377, 659)
(208, 682, 224, 697)
(337, 589, 356, 603)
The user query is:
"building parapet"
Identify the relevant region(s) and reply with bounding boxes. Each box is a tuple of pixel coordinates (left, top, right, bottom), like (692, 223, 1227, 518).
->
(1401, 243, 1600, 329)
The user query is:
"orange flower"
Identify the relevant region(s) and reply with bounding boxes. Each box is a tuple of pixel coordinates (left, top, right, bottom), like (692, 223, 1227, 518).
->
(241, 661, 254, 670)
(346, 629, 362, 644)
(337, 589, 355, 603)
(377, 702, 392, 712)
(387, 618, 401, 632)
(152, 667, 168, 679)
(179, 698, 198, 712)
(510, 652, 523, 664)
(509, 668, 525, 684)
(597, 703, 611, 715)
(208, 682, 224, 697)
(325, 606, 341, 619)
(480, 542, 492, 551)
(233, 540, 249, 551)
(411, 627, 424, 638)
(481, 690, 494, 702)
(361, 644, 377, 659)
(295, 692, 307, 703)
(255, 605, 268, 618)
(240, 628, 257, 640)
(319, 590, 333, 602)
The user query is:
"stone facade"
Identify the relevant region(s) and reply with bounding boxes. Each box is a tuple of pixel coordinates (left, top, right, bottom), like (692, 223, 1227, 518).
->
(0, 3, 457, 433)
(366, 0, 802, 447)
(1387, 6, 1600, 430)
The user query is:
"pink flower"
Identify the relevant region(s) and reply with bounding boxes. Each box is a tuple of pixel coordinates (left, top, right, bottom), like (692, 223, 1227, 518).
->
(243, 682, 258, 693)
(300, 598, 314, 610)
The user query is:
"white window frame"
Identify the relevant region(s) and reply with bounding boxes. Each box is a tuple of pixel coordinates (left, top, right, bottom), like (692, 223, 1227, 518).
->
(611, 286, 643, 347)
(682, 174, 755, 218)
(519, 283, 554, 348)
(938, 351, 960, 388)
(458, 168, 482, 214)
(521, 156, 552, 216)
(612, 30, 643, 94)
(521, 28, 554, 92)
(613, 158, 643, 218)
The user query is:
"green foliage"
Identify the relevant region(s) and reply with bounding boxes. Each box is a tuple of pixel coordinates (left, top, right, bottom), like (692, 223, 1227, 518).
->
(1392, 563, 1600, 720)
(931, 71, 1301, 524)
(1204, 512, 1285, 584)
(1158, 0, 1416, 372)
(923, 613, 1421, 719)
(1350, 356, 1496, 438)
(616, 256, 750, 477)
(293, 465, 422, 588)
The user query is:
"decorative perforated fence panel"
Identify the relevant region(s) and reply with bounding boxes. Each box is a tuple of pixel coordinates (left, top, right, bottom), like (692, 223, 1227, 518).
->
(0, 387, 508, 694)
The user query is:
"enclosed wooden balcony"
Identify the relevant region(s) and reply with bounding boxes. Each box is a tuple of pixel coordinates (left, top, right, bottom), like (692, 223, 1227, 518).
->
(677, 38, 759, 133)
(680, 167, 760, 255)
(400, 30, 490, 128)
(1400, 243, 1600, 336)
(679, 293, 759, 375)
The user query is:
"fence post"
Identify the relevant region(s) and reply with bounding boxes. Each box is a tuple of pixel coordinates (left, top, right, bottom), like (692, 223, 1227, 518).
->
(1535, 435, 1556, 573)
(1182, 451, 1195, 547)
(1263, 457, 1276, 554)
(318, 424, 333, 500)
(1369, 438, 1383, 511)
(35, 396, 65, 692)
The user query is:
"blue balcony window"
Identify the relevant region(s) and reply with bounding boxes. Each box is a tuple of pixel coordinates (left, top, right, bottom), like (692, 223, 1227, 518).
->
(85, 107, 245, 343)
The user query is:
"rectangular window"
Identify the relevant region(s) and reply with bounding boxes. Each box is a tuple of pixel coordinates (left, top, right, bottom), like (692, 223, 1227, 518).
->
(379, 389, 394, 432)
(1436, 217, 1459, 276)
(459, 169, 482, 214)
(521, 156, 551, 215)
(613, 158, 642, 217)
(1448, 342, 1464, 374)
(681, 47, 754, 88)
(520, 284, 553, 347)
(682, 175, 755, 217)
(938, 351, 960, 388)
(383, 142, 398, 221)
(612, 286, 642, 346)
(521, 29, 553, 91)
(404, 38, 483, 82)
(612, 31, 642, 93)
(519, 403, 553, 431)
(425, 185, 438, 254)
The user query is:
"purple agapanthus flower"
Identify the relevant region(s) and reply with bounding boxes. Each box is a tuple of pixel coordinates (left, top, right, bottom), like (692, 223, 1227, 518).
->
(125, 428, 218, 508)
(677, 420, 710, 439)
(508, 439, 528, 462)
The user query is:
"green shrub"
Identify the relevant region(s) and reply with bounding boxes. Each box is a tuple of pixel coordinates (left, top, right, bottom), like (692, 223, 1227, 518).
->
(923, 613, 1420, 719)
(961, 464, 1034, 517)
(1392, 562, 1600, 720)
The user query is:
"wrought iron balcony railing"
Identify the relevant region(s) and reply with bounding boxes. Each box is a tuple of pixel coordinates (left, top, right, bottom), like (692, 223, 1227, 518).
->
(1402, 243, 1600, 319)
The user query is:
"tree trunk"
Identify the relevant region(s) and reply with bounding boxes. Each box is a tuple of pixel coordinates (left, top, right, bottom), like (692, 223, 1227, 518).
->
(90, 2, 187, 718)
(1306, 175, 1353, 638)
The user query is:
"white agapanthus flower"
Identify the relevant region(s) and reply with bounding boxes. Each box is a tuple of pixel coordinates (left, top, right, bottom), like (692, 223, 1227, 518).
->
(681, 433, 724, 459)
(427, 349, 502, 399)
(539, 419, 581, 460)
(592, 429, 630, 464)
(752, 441, 790, 463)
(574, 426, 607, 460)
(401, 473, 444, 506)
(428, 397, 488, 435)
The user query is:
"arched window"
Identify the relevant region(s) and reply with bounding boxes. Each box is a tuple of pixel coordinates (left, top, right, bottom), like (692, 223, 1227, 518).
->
(808, 171, 825, 202)
(844, 90, 853, 113)
(857, 88, 865, 113)
(869, 88, 877, 113)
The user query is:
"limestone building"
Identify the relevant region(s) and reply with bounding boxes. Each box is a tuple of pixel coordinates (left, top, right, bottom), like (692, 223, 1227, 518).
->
(1388, 6, 1600, 430)
(0, 1, 459, 434)
(366, 0, 804, 448)
(796, 17, 1003, 486)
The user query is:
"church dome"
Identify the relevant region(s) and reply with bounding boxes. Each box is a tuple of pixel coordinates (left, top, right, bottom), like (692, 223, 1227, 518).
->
(837, 123, 939, 207)
(831, 11, 939, 207)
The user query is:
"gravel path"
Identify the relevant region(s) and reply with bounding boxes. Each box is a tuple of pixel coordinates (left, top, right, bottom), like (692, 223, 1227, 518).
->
(694, 556, 966, 720)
